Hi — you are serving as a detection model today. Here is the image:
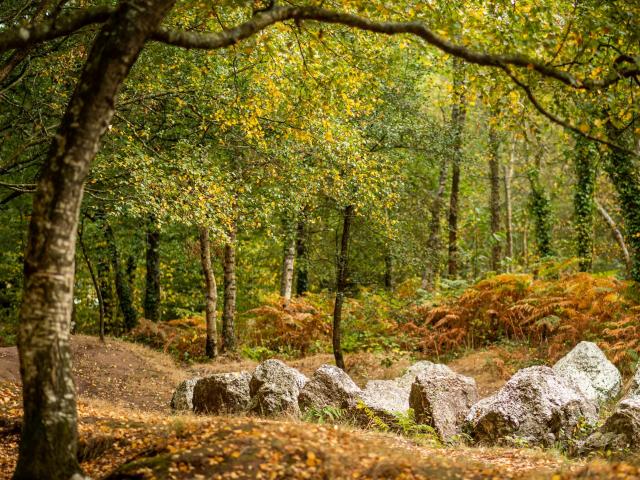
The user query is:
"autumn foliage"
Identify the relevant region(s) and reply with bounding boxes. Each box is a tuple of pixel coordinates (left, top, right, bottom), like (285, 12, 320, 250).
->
(400, 273, 640, 373)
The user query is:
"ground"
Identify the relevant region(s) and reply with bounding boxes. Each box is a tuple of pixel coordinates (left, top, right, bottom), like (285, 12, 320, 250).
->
(1, 336, 639, 479)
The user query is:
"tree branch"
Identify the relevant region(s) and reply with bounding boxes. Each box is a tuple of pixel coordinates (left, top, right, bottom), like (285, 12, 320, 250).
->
(500, 65, 638, 156)
(151, 5, 638, 91)
(0, 6, 114, 53)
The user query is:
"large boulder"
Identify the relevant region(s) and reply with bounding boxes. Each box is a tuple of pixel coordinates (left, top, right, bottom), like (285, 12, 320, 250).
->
(192, 372, 251, 414)
(410, 370, 478, 442)
(170, 378, 199, 411)
(553, 341, 621, 404)
(298, 364, 362, 411)
(466, 366, 597, 447)
(579, 395, 640, 454)
(249, 359, 308, 416)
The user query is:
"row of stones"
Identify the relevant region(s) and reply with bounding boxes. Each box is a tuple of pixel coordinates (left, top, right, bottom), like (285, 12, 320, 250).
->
(171, 341, 640, 452)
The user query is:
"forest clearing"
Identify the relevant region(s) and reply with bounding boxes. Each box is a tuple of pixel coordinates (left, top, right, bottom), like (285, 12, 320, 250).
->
(1, 0, 640, 479)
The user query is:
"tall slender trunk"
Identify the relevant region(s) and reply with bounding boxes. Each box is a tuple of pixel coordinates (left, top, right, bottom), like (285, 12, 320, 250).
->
(14, 2, 175, 478)
(199, 228, 218, 359)
(421, 156, 448, 290)
(78, 223, 104, 342)
(383, 251, 393, 290)
(595, 199, 632, 274)
(144, 214, 161, 321)
(573, 136, 596, 272)
(488, 127, 502, 272)
(603, 125, 640, 281)
(222, 222, 237, 352)
(280, 236, 296, 303)
(96, 234, 115, 333)
(447, 58, 466, 277)
(527, 167, 554, 258)
(504, 143, 514, 270)
(295, 216, 309, 296)
(333, 204, 354, 370)
(104, 222, 138, 332)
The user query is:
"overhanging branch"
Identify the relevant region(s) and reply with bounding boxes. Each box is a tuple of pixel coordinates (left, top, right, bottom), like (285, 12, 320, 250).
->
(500, 65, 637, 156)
(152, 5, 638, 91)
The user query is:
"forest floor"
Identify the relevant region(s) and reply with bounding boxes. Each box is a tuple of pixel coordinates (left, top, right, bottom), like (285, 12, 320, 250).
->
(1, 335, 639, 479)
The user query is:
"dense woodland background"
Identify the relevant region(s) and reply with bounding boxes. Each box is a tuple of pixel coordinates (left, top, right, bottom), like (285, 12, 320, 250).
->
(1, 1, 640, 477)
(1, 1, 639, 368)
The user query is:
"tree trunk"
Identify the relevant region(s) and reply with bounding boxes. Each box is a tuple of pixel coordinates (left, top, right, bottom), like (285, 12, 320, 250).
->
(573, 136, 596, 272)
(144, 214, 161, 321)
(447, 58, 466, 278)
(295, 216, 309, 296)
(488, 127, 501, 272)
(14, 3, 174, 477)
(96, 233, 115, 333)
(78, 223, 104, 342)
(333, 204, 354, 370)
(383, 251, 393, 290)
(104, 222, 138, 332)
(603, 126, 640, 281)
(595, 199, 632, 274)
(280, 235, 296, 303)
(527, 167, 554, 258)
(222, 222, 237, 353)
(421, 155, 448, 290)
(199, 227, 218, 359)
(503, 143, 514, 270)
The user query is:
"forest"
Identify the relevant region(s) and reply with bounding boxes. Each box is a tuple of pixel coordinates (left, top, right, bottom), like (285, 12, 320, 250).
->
(0, 0, 639, 479)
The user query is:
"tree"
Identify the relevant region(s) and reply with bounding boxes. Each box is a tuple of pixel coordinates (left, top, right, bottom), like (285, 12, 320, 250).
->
(12, 1, 175, 478)
(199, 227, 218, 359)
(447, 57, 466, 277)
(573, 136, 597, 272)
(144, 215, 161, 321)
(332, 204, 354, 370)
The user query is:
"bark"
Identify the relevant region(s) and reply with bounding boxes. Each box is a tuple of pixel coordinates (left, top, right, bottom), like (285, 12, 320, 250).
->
(78, 224, 104, 342)
(595, 199, 632, 274)
(573, 137, 596, 272)
(295, 216, 309, 296)
(503, 144, 514, 270)
(447, 57, 466, 278)
(280, 235, 296, 303)
(199, 227, 218, 359)
(333, 204, 354, 370)
(104, 222, 137, 332)
(383, 251, 392, 290)
(96, 233, 115, 333)
(603, 125, 640, 281)
(421, 155, 448, 290)
(143, 214, 161, 322)
(222, 222, 237, 353)
(488, 127, 502, 272)
(14, 3, 174, 477)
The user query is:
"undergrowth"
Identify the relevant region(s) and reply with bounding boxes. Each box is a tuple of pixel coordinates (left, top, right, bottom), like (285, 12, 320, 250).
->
(128, 269, 640, 373)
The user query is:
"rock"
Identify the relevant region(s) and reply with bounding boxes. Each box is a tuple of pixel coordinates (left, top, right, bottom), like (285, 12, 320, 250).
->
(410, 370, 478, 442)
(360, 379, 409, 416)
(249, 359, 308, 416)
(170, 378, 199, 411)
(579, 395, 640, 453)
(399, 361, 454, 388)
(553, 341, 621, 404)
(192, 372, 251, 414)
(466, 366, 597, 447)
(359, 361, 455, 420)
(298, 364, 362, 411)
